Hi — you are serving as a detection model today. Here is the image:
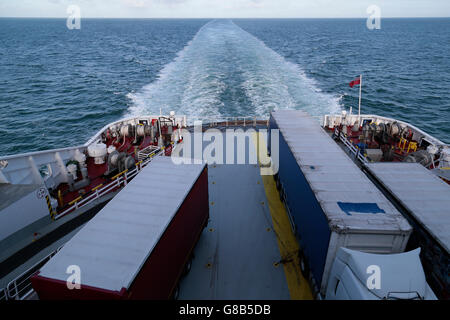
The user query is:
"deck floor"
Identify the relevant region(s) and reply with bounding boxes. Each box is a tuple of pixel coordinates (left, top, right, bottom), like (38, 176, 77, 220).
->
(179, 128, 295, 299)
(179, 163, 290, 299)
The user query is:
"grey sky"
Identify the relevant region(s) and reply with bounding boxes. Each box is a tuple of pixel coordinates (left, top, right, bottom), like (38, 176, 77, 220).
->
(0, 0, 449, 18)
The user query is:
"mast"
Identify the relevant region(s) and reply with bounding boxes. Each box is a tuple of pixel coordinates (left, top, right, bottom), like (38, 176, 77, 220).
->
(358, 74, 362, 118)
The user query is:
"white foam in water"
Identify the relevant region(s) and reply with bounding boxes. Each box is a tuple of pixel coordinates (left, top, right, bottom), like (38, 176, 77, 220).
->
(127, 20, 342, 121)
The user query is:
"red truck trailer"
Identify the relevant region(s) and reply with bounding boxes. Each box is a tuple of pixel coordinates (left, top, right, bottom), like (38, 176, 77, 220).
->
(31, 156, 209, 299)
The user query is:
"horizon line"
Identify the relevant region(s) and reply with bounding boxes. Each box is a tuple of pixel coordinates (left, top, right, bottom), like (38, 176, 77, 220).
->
(1, 16, 450, 19)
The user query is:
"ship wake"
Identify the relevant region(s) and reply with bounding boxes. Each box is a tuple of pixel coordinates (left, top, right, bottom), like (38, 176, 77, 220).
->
(127, 20, 341, 121)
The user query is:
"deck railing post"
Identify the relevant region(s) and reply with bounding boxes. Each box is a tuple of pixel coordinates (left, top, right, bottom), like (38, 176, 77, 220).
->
(12, 280, 18, 299)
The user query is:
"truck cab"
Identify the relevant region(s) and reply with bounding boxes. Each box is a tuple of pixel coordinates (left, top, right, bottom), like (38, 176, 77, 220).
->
(325, 247, 437, 300)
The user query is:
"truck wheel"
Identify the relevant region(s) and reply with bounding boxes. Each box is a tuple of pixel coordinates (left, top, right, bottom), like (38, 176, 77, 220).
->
(298, 250, 310, 278)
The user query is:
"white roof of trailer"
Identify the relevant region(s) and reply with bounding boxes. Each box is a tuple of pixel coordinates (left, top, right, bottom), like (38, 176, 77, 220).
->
(38, 156, 206, 292)
(366, 162, 450, 253)
(272, 110, 411, 232)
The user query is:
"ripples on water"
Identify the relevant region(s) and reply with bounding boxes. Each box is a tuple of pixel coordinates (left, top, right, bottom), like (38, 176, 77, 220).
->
(236, 18, 450, 142)
(0, 18, 449, 156)
(0, 18, 207, 155)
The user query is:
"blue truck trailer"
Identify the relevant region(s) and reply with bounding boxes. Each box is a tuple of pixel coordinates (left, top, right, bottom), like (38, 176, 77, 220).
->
(268, 110, 431, 299)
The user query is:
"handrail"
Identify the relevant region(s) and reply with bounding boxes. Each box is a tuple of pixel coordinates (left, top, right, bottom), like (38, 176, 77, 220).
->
(91, 184, 103, 191)
(188, 116, 269, 126)
(111, 169, 129, 180)
(6, 246, 62, 300)
(334, 128, 369, 164)
(68, 196, 82, 206)
(0, 287, 7, 301)
(53, 147, 165, 220)
(3, 148, 168, 300)
(324, 113, 448, 146)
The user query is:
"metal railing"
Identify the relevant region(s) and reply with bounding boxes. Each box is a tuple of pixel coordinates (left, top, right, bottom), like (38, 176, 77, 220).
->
(193, 115, 322, 128)
(188, 116, 269, 128)
(0, 287, 7, 301)
(53, 147, 165, 220)
(5, 246, 62, 300)
(137, 145, 160, 162)
(1, 144, 178, 300)
(334, 128, 369, 164)
(324, 113, 447, 147)
(1, 145, 175, 300)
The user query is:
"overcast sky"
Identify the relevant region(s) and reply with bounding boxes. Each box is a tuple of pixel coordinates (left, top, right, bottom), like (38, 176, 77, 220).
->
(1, 0, 449, 18)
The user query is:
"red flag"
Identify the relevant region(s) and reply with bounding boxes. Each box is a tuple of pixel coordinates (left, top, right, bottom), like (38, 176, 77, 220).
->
(349, 76, 361, 88)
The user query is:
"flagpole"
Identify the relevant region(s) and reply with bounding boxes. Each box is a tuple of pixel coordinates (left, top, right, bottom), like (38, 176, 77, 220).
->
(358, 74, 362, 118)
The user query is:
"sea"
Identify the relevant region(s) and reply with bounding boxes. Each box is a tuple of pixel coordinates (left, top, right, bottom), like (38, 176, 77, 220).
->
(0, 18, 449, 156)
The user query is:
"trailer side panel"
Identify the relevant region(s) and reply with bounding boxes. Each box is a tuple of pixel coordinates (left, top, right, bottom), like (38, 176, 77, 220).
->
(271, 115, 331, 287)
(31, 157, 208, 299)
(270, 110, 412, 295)
(127, 167, 209, 299)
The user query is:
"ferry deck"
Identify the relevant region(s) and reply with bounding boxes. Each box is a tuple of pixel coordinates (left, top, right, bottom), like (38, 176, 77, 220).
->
(0, 121, 313, 300)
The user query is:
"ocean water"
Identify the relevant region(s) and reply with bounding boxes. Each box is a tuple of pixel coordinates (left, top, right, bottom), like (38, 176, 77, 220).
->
(0, 18, 449, 156)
